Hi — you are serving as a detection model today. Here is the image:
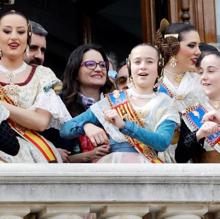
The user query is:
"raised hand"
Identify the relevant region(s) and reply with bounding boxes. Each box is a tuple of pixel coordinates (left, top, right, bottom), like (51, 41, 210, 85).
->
(103, 109, 125, 129)
(196, 121, 220, 140)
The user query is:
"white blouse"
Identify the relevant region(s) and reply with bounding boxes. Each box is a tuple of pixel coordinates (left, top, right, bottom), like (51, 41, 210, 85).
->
(2, 65, 71, 129)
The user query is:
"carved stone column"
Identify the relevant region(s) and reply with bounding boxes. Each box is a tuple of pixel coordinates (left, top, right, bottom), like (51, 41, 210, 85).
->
(158, 206, 208, 219)
(97, 204, 149, 219)
(39, 205, 90, 219)
(0, 206, 30, 219)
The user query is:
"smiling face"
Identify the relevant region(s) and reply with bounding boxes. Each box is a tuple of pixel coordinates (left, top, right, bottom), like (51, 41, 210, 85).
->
(129, 44, 158, 93)
(200, 54, 220, 100)
(176, 30, 201, 72)
(0, 13, 28, 60)
(78, 49, 107, 90)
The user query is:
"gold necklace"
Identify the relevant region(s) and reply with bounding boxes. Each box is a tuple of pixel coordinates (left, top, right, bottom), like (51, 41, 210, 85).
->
(0, 62, 27, 84)
(163, 68, 185, 83)
(174, 73, 185, 83)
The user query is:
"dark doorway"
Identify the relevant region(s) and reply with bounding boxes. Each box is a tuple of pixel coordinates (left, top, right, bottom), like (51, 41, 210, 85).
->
(1, 0, 143, 77)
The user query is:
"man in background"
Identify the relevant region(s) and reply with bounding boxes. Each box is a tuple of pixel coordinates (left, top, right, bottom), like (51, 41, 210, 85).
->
(25, 21, 48, 66)
(26, 21, 70, 161)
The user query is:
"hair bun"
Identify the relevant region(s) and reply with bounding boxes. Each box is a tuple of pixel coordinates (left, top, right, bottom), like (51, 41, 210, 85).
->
(159, 18, 170, 34)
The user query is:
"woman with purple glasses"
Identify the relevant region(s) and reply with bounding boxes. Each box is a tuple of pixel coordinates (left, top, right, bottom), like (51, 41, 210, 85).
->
(43, 43, 113, 162)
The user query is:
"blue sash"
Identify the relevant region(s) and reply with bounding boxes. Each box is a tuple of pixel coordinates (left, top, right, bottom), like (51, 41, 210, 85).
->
(183, 104, 220, 148)
(158, 82, 174, 98)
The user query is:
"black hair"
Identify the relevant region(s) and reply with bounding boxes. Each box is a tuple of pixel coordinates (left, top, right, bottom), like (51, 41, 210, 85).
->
(156, 22, 198, 66)
(165, 22, 197, 42)
(62, 43, 112, 116)
(30, 20, 48, 37)
(196, 43, 219, 67)
(197, 50, 220, 67)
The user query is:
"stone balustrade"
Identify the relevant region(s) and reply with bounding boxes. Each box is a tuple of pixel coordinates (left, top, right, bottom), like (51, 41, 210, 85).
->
(0, 164, 220, 219)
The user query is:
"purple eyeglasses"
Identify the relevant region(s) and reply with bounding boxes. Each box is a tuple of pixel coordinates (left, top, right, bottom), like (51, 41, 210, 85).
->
(81, 60, 107, 70)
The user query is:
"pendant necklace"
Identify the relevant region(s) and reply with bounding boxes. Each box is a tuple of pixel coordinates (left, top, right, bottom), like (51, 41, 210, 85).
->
(163, 68, 185, 83)
(0, 62, 27, 84)
(0, 62, 27, 103)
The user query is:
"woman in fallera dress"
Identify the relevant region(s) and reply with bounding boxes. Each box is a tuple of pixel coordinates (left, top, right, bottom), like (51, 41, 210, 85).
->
(0, 10, 70, 162)
(155, 20, 206, 162)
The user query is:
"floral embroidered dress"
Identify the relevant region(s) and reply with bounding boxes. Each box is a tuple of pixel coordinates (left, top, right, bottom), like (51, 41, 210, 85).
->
(0, 65, 71, 163)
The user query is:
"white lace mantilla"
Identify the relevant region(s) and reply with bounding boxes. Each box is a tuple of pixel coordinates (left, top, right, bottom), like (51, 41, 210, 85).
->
(161, 72, 206, 113)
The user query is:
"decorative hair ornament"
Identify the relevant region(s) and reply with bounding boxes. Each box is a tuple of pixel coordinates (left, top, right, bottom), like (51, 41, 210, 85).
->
(161, 34, 180, 59)
(154, 18, 180, 66)
(164, 34, 178, 39)
(154, 18, 170, 50)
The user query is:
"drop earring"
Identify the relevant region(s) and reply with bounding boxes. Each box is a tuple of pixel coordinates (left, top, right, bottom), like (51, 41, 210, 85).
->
(169, 56, 177, 68)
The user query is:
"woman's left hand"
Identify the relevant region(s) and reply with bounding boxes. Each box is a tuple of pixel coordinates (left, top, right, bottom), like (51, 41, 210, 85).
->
(104, 109, 125, 129)
(84, 123, 109, 147)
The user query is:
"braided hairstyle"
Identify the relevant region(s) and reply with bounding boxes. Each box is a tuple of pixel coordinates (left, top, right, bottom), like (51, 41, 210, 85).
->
(154, 19, 197, 67)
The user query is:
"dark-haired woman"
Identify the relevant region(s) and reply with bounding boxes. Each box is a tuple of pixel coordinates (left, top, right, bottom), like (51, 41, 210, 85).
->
(155, 21, 211, 162)
(0, 10, 69, 162)
(44, 43, 113, 162)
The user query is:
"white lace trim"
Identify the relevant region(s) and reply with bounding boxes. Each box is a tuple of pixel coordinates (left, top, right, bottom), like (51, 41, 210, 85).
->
(30, 89, 71, 129)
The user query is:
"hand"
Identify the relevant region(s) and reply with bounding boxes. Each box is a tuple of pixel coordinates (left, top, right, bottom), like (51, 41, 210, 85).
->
(103, 109, 125, 129)
(202, 110, 220, 124)
(196, 121, 220, 140)
(91, 144, 110, 161)
(84, 123, 109, 147)
(57, 148, 71, 163)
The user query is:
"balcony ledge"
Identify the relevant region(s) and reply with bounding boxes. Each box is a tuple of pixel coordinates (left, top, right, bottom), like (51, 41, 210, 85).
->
(0, 163, 219, 204)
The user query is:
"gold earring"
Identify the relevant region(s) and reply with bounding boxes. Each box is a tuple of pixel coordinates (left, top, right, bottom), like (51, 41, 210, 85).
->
(0, 49, 3, 59)
(169, 56, 177, 68)
(159, 54, 164, 67)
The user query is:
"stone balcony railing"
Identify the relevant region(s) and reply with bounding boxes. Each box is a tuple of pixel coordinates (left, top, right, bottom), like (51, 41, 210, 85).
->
(0, 164, 220, 219)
